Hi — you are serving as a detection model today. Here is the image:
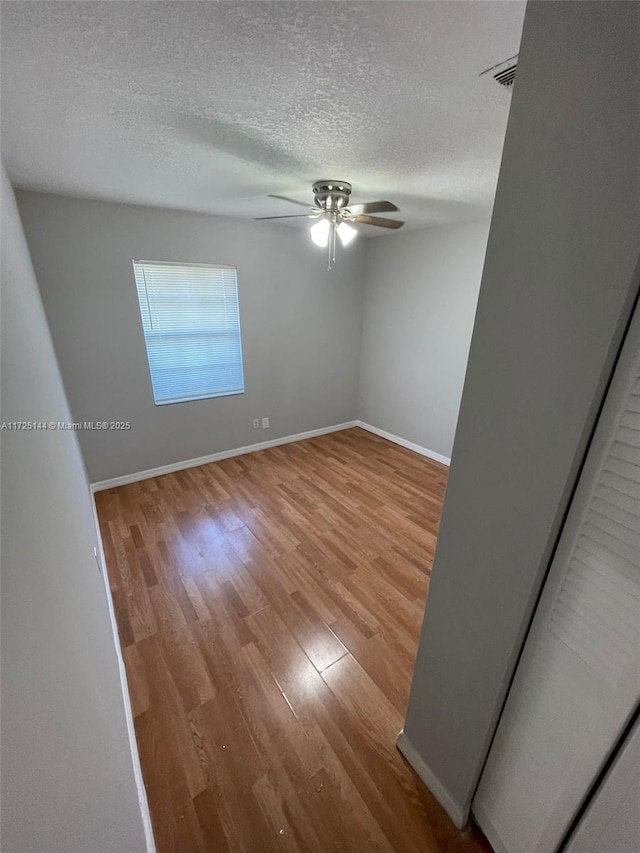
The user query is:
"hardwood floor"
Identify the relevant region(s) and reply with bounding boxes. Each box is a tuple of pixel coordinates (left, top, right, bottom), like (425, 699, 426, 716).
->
(96, 427, 491, 853)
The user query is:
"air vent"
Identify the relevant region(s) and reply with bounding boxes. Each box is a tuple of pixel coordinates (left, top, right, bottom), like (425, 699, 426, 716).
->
(480, 54, 518, 90)
(494, 63, 516, 87)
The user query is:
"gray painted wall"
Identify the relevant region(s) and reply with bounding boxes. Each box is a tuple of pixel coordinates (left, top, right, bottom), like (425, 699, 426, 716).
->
(16, 192, 366, 482)
(1, 166, 146, 852)
(403, 0, 640, 825)
(358, 222, 489, 459)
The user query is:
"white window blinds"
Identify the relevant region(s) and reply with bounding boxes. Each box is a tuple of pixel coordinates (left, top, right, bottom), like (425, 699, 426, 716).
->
(132, 260, 244, 406)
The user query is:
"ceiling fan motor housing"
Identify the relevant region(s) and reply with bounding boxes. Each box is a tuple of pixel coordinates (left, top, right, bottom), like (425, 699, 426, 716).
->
(312, 180, 352, 211)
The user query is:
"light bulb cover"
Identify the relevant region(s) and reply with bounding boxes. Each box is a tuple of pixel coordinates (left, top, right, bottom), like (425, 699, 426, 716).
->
(337, 221, 357, 247)
(310, 218, 331, 248)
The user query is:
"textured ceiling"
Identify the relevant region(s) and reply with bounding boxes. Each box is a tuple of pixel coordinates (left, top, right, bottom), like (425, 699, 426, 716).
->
(1, 1, 524, 231)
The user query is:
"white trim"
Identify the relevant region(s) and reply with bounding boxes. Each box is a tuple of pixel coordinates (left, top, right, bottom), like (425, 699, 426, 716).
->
(470, 803, 510, 853)
(356, 421, 451, 466)
(397, 731, 467, 829)
(91, 421, 358, 491)
(90, 493, 157, 853)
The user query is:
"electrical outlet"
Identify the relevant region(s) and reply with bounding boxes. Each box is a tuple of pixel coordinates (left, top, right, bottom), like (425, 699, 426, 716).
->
(253, 418, 260, 429)
(262, 417, 270, 429)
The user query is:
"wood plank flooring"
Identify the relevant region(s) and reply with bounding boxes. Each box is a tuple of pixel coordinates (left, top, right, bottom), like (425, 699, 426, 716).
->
(96, 427, 491, 853)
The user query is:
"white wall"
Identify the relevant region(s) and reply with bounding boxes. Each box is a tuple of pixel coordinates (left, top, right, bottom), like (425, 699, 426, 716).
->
(16, 192, 366, 483)
(402, 0, 640, 827)
(0, 167, 146, 851)
(358, 222, 489, 459)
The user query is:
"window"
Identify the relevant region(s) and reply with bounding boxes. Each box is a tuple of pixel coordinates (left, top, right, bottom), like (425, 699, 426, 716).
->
(132, 260, 244, 405)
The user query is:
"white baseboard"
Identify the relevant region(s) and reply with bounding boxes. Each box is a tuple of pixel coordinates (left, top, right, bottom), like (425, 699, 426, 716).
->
(91, 421, 358, 491)
(91, 419, 447, 492)
(356, 421, 451, 467)
(396, 730, 467, 830)
(470, 803, 509, 853)
(89, 492, 157, 853)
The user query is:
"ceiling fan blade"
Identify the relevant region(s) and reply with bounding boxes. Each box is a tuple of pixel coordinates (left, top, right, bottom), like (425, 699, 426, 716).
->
(352, 214, 405, 229)
(267, 194, 314, 209)
(345, 201, 399, 215)
(254, 213, 317, 220)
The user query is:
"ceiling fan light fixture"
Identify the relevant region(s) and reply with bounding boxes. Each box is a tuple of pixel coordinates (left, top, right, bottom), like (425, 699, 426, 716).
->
(310, 217, 331, 248)
(257, 181, 404, 269)
(337, 221, 357, 247)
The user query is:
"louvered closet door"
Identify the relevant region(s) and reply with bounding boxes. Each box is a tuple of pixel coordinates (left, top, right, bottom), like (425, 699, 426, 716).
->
(472, 298, 640, 853)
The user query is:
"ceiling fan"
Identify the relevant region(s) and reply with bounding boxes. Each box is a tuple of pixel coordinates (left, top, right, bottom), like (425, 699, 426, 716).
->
(255, 180, 404, 269)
